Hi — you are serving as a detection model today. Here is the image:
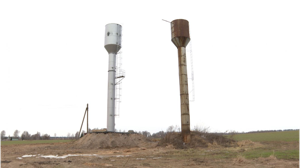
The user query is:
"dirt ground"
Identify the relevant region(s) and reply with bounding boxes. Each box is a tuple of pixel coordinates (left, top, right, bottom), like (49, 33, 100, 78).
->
(1, 133, 299, 168)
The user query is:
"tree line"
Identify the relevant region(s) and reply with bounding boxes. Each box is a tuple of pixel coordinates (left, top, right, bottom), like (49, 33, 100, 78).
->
(2, 127, 297, 141)
(1, 130, 50, 140)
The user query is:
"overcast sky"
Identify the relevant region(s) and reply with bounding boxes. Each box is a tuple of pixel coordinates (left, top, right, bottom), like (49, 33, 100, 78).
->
(1, 0, 299, 137)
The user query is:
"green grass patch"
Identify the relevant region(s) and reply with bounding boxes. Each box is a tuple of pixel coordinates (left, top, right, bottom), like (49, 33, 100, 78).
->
(1, 140, 73, 146)
(243, 149, 275, 159)
(274, 150, 299, 160)
(230, 131, 299, 142)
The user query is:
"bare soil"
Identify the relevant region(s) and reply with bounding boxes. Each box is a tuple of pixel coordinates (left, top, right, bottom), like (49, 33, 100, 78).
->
(1, 133, 299, 168)
(72, 133, 155, 149)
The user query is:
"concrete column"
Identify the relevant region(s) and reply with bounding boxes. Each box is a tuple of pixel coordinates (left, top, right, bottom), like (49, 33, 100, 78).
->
(107, 53, 116, 132)
(178, 47, 190, 143)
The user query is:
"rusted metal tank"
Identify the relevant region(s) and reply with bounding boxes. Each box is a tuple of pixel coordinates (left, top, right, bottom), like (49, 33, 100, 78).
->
(171, 19, 190, 47)
(171, 19, 191, 143)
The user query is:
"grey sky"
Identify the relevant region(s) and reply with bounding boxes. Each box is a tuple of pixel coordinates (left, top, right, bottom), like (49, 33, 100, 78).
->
(1, 0, 299, 137)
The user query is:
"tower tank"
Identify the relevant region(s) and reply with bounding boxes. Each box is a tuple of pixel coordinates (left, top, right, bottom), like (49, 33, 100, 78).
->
(104, 23, 122, 132)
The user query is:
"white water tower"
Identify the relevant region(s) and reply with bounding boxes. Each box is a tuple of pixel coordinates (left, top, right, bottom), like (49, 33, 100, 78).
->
(104, 23, 122, 132)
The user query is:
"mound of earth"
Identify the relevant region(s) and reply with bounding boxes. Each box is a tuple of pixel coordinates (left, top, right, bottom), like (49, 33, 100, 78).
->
(72, 133, 155, 149)
(158, 132, 236, 149)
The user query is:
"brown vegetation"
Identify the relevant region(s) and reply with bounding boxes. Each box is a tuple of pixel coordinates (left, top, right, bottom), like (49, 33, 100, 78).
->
(158, 131, 236, 149)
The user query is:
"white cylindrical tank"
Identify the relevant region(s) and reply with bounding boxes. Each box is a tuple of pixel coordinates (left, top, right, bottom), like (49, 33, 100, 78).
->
(105, 23, 122, 54)
(104, 23, 122, 132)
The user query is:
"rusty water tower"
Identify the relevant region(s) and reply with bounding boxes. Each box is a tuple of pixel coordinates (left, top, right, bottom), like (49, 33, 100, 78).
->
(171, 19, 191, 143)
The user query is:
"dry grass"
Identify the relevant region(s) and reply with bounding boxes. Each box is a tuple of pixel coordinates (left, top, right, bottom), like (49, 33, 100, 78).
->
(158, 131, 236, 149)
(2, 136, 299, 168)
(236, 140, 263, 148)
(233, 155, 248, 165)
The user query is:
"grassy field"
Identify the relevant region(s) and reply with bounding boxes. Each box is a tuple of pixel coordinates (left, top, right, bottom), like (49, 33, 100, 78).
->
(229, 130, 299, 160)
(230, 130, 299, 142)
(1, 131, 298, 161)
(1, 139, 73, 146)
(242, 148, 299, 160)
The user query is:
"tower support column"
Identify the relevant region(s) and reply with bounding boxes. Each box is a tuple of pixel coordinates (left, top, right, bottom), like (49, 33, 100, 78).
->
(178, 47, 190, 143)
(107, 53, 116, 132)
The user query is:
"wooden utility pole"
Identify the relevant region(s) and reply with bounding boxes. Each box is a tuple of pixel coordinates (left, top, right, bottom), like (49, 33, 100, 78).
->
(86, 104, 89, 133)
(78, 104, 89, 138)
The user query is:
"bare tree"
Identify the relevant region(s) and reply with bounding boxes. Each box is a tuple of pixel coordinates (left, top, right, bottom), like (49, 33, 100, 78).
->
(37, 132, 41, 140)
(21, 131, 31, 140)
(1, 130, 5, 140)
(67, 133, 70, 137)
(31, 132, 41, 140)
(13, 130, 20, 138)
(151, 131, 166, 138)
(166, 125, 180, 132)
(54, 133, 56, 138)
(41, 134, 50, 140)
(75, 131, 79, 138)
(142, 131, 151, 137)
